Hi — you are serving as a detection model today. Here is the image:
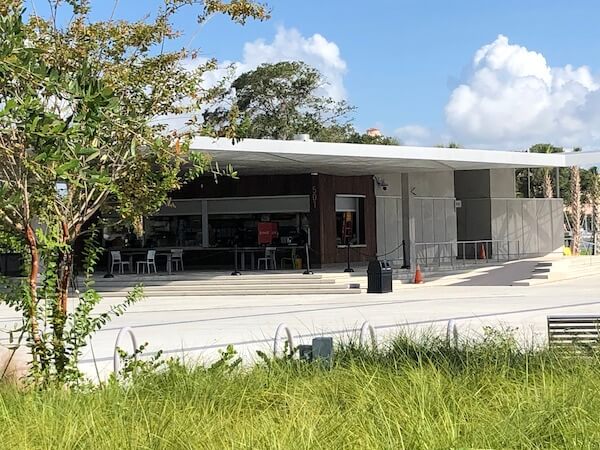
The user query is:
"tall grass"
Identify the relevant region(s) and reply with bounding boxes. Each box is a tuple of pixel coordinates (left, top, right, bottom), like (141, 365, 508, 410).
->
(1, 332, 600, 449)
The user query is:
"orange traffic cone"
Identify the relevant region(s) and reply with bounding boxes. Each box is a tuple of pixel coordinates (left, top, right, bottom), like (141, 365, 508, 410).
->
(478, 243, 487, 260)
(413, 264, 424, 284)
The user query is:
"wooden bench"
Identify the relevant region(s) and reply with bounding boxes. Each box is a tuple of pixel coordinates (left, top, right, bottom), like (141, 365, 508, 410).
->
(547, 315, 600, 353)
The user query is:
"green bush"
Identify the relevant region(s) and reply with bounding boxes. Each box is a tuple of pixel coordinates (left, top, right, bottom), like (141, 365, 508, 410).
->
(1, 334, 600, 449)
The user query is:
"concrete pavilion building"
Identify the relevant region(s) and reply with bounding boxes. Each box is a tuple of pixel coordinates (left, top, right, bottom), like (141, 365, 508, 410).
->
(128, 136, 591, 271)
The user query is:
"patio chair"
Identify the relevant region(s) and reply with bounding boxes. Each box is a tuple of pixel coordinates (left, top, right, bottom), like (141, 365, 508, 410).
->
(136, 250, 157, 274)
(171, 248, 184, 272)
(257, 247, 277, 270)
(279, 247, 297, 270)
(110, 251, 131, 274)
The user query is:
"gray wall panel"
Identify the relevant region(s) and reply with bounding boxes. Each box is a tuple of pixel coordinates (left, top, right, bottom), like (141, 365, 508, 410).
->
(536, 200, 553, 253)
(522, 200, 538, 254)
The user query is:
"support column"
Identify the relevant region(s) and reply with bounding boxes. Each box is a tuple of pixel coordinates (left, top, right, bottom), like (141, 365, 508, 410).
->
(401, 173, 416, 268)
(201, 200, 209, 247)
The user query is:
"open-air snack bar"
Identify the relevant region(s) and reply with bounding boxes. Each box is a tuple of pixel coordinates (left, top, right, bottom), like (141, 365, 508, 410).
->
(102, 173, 376, 273)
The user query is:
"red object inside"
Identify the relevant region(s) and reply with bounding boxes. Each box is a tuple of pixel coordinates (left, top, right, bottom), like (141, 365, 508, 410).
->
(258, 222, 278, 245)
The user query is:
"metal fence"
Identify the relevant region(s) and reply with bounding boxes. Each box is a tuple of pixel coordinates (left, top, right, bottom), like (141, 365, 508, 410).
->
(414, 239, 522, 268)
(564, 233, 598, 255)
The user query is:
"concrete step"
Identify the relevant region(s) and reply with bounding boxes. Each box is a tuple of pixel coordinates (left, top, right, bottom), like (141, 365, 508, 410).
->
(90, 273, 324, 283)
(99, 286, 362, 297)
(89, 278, 336, 288)
(513, 264, 600, 286)
(96, 282, 351, 293)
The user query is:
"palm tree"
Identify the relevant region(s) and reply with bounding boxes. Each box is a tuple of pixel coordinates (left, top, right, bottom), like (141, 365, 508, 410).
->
(541, 144, 556, 198)
(543, 169, 553, 198)
(570, 165, 582, 254)
(590, 167, 600, 252)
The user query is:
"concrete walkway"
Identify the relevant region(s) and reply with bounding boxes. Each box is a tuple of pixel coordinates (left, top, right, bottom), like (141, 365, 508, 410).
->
(2, 266, 600, 381)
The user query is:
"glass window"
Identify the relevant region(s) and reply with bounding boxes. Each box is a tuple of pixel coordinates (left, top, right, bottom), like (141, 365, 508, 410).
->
(145, 215, 203, 247)
(335, 195, 365, 245)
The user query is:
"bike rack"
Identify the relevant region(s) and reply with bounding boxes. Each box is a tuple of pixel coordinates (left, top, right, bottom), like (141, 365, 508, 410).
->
(446, 319, 458, 347)
(113, 326, 138, 375)
(359, 321, 377, 349)
(273, 323, 295, 357)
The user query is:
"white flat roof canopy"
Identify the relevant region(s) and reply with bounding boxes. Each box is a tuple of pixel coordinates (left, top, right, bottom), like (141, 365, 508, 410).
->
(191, 137, 589, 176)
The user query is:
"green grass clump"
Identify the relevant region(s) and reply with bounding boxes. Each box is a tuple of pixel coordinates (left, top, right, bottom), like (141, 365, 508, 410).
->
(1, 333, 600, 449)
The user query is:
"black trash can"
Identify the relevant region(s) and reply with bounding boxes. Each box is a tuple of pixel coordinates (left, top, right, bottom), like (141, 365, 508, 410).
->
(367, 259, 393, 293)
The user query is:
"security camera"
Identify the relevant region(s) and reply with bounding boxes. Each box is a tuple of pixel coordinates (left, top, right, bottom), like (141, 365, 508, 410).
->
(373, 176, 389, 191)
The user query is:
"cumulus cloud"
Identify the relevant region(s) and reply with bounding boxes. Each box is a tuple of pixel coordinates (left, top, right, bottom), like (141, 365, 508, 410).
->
(394, 124, 432, 146)
(239, 26, 347, 100)
(194, 26, 348, 100)
(159, 27, 348, 131)
(446, 35, 600, 149)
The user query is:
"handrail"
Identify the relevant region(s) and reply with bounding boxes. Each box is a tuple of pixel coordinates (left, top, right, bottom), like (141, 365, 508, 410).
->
(414, 239, 521, 267)
(359, 321, 377, 349)
(273, 323, 295, 357)
(113, 327, 138, 375)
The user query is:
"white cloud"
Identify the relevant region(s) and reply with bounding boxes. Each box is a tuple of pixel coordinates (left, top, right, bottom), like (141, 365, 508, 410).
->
(157, 27, 347, 132)
(446, 34, 600, 149)
(394, 124, 431, 146)
(239, 26, 348, 100)
(194, 26, 348, 100)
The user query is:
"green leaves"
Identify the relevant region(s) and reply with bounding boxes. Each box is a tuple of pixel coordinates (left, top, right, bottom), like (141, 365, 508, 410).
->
(0, 0, 263, 388)
(203, 61, 355, 141)
(55, 160, 79, 176)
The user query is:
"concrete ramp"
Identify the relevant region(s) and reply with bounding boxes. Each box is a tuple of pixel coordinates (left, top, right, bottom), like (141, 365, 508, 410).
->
(416, 259, 544, 287)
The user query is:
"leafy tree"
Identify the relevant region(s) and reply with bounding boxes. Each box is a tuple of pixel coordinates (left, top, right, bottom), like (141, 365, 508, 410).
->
(435, 142, 461, 148)
(0, 0, 267, 386)
(340, 130, 400, 146)
(203, 61, 354, 140)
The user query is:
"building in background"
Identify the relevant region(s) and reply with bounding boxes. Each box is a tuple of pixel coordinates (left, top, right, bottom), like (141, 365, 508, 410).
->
(109, 136, 575, 271)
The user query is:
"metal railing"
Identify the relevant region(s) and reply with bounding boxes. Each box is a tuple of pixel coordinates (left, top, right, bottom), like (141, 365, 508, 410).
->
(414, 239, 521, 268)
(564, 234, 598, 255)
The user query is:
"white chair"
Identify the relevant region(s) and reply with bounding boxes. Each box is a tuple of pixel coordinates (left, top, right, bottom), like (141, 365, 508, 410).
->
(171, 248, 184, 272)
(110, 251, 131, 274)
(136, 250, 157, 274)
(257, 247, 277, 270)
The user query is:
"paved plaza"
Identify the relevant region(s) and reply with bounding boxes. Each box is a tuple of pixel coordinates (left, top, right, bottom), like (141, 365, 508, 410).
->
(2, 273, 600, 380)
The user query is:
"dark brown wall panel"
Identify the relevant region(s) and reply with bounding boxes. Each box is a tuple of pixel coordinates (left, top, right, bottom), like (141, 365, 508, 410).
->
(173, 174, 312, 199)
(317, 174, 377, 264)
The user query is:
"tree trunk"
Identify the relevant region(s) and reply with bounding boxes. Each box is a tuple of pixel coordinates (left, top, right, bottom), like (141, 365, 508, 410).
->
(24, 224, 40, 345)
(58, 222, 71, 314)
(543, 169, 553, 199)
(592, 174, 600, 254)
(570, 166, 582, 255)
(53, 222, 72, 374)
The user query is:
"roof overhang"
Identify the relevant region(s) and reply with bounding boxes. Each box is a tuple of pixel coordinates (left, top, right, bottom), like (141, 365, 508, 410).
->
(561, 151, 600, 167)
(190, 137, 582, 176)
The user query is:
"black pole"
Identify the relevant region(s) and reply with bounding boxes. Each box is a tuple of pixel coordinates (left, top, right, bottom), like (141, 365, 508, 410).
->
(231, 244, 241, 276)
(103, 250, 114, 278)
(344, 241, 354, 273)
(400, 240, 410, 269)
(303, 242, 313, 275)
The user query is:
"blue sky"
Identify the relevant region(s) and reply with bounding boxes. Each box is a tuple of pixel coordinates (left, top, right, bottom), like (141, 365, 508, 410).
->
(25, 1, 600, 149)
